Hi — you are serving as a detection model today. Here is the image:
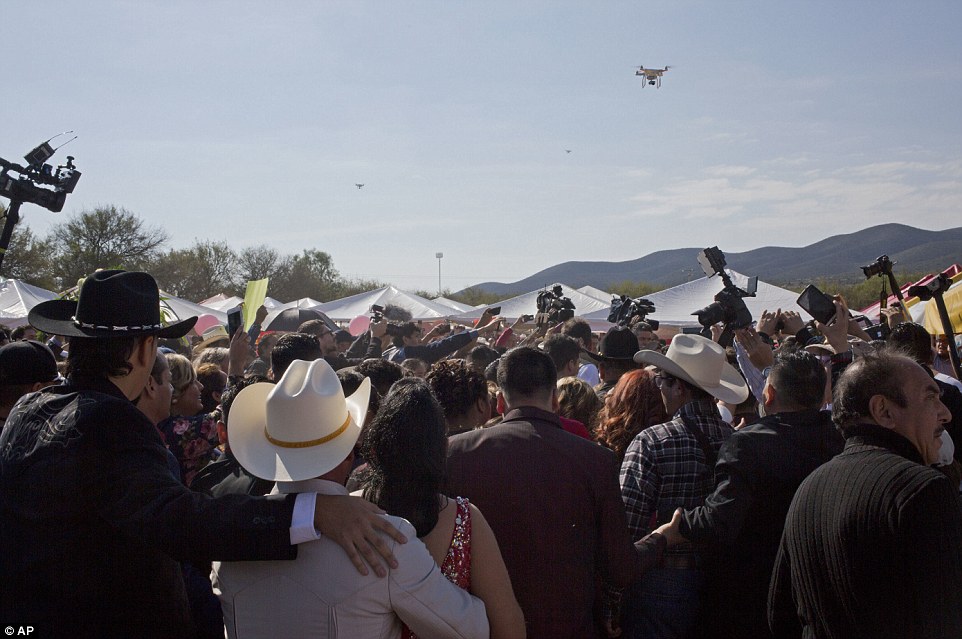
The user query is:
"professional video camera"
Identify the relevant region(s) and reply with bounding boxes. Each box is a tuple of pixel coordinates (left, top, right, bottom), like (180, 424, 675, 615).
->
(535, 284, 576, 327)
(0, 136, 80, 214)
(608, 295, 659, 330)
(0, 134, 81, 272)
(371, 304, 406, 338)
(691, 246, 756, 347)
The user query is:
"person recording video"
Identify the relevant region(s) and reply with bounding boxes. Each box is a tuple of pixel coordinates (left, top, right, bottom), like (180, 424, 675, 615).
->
(382, 309, 501, 364)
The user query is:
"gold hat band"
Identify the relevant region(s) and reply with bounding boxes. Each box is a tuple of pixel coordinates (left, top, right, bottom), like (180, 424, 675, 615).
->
(264, 414, 351, 449)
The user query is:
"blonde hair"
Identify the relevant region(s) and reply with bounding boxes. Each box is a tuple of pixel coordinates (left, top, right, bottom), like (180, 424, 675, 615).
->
(164, 353, 196, 400)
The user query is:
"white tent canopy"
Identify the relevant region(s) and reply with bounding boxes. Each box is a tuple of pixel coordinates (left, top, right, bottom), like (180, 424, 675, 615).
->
(432, 296, 476, 314)
(160, 291, 228, 325)
(453, 284, 612, 321)
(0, 279, 59, 328)
(316, 286, 458, 322)
(576, 285, 613, 302)
(199, 294, 243, 313)
(582, 270, 805, 329)
(200, 294, 287, 313)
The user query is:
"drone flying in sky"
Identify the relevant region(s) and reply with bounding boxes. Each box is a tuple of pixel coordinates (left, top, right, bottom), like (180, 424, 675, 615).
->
(355, 183, 364, 189)
(635, 66, 670, 88)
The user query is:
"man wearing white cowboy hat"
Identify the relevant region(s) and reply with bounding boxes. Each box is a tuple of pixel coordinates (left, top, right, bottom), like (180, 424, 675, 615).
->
(0, 270, 405, 638)
(615, 333, 748, 639)
(213, 358, 489, 639)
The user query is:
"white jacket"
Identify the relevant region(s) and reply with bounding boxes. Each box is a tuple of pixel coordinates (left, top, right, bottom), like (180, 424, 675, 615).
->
(212, 479, 488, 639)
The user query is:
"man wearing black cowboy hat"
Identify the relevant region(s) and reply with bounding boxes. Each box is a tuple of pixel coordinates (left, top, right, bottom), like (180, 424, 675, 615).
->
(585, 325, 641, 400)
(0, 270, 404, 638)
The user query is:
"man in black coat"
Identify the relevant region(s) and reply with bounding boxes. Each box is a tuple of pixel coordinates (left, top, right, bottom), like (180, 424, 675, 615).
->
(663, 349, 844, 638)
(0, 271, 403, 638)
(768, 348, 962, 638)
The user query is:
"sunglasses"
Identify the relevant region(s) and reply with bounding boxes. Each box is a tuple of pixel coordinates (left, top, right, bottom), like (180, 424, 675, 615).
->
(653, 374, 675, 389)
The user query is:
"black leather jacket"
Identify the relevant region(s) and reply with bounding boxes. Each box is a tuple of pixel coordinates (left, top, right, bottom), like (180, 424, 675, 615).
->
(0, 375, 296, 638)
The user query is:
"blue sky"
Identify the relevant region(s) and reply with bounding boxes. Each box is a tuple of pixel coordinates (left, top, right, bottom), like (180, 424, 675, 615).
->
(3, 1, 960, 294)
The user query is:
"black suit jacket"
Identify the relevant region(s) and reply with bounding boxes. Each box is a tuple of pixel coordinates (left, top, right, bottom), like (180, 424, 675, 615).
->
(446, 406, 647, 639)
(0, 376, 296, 638)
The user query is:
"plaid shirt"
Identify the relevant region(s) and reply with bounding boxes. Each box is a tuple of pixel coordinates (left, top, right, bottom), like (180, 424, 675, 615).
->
(620, 399, 734, 555)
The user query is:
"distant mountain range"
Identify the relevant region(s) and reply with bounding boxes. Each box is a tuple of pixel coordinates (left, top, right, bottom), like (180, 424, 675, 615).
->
(462, 224, 962, 297)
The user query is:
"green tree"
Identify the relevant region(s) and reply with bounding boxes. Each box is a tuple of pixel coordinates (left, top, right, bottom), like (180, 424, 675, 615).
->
(50, 206, 168, 289)
(0, 207, 57, 288)
(608, 280, 660, 298)
(447, 286, 504, 307)
(270, 249, 341, 301)
(149, 240, 238, 301)
(236, 244, 283, 283)
(335, 277, 388, 299)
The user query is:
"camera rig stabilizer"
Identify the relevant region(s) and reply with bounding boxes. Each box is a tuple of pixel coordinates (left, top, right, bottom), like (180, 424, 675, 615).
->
(0, 134, 81, 272)
(907, 274, 962, 380)
(608, 295, 659, 330)
(691, 246, 757, 348)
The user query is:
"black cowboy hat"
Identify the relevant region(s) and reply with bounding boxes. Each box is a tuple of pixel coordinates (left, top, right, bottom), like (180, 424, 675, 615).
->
(582, 325, 640, 364)
(28, 270, 196, 339)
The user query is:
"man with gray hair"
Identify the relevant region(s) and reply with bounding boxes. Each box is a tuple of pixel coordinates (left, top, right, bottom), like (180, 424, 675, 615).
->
(769, 348, 962, 637)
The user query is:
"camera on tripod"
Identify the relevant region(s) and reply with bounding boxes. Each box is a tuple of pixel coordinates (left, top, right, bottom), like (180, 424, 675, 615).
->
(861, 255, 894, 279)
(535, 284, 576, 327)
(691, 246, 756, 347)
(608, 295, 659, 330)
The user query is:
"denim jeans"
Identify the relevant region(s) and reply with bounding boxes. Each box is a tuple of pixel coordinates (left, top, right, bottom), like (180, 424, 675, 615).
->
(622, 566, 704, 639)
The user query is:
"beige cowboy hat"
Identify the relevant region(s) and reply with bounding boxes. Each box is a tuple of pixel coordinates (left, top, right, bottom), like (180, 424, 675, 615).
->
(229, 358, 371, 481)
(634, 333, 749, 405)
(193, 324, 231, 353)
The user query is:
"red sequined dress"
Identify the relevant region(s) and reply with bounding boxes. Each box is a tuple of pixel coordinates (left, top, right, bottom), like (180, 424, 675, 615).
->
(401, 496, 472, 639)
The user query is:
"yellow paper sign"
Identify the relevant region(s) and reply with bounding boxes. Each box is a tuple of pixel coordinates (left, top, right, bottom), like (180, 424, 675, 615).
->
(243, 278, 269, 330)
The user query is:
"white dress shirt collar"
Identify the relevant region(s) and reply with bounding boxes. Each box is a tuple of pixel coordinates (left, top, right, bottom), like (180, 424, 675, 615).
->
(275, 478, 348, 496)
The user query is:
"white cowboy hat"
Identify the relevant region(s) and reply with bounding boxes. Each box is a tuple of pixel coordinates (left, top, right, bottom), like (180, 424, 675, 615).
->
(229, 358, 371, 481)
(634, 333, 749, 405)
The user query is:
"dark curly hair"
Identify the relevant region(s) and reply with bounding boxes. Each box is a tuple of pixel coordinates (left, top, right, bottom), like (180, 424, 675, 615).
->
(426, 359, 487, 426)
(360, 378, 446, 537)
(356, 358, 404, 398)
(595, 368, 667, 461)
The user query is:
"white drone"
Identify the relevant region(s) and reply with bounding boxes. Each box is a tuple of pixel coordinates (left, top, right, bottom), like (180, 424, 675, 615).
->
(635, 66, 670, 89)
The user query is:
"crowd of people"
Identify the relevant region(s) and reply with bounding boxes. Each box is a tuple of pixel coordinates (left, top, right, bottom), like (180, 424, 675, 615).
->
(0, 268, 960, 638)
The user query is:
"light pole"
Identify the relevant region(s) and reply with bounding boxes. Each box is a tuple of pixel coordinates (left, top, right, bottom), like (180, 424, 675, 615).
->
(435, 252, 443, 296)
